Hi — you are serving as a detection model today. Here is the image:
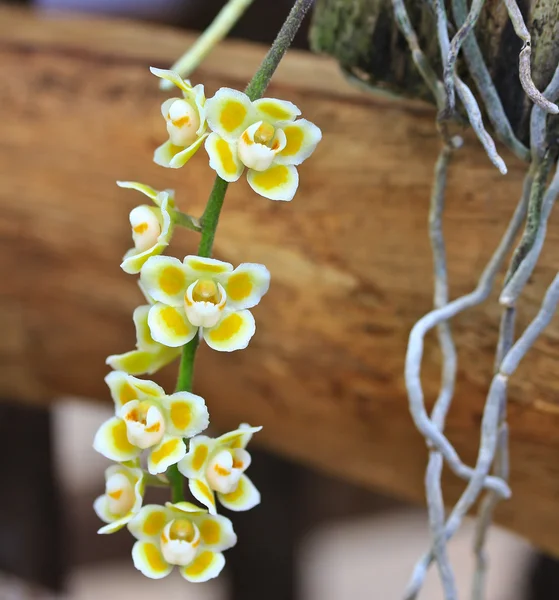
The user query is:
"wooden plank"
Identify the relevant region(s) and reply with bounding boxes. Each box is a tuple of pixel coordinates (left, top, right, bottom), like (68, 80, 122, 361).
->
(2, 7, 559, 555)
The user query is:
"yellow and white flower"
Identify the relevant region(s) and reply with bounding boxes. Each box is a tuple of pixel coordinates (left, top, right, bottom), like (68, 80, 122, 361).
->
(140, 254, 270, 352)
(93, 372, 209, 474)
(128, 502, 236, 582)
(151, 67, 208, 169)
(106, 305, 181, 376)
(178, 423, 261, 515)
(94, 464, 145, 534)
(204, 88, 321, 201)
(116, 181, 175, 275)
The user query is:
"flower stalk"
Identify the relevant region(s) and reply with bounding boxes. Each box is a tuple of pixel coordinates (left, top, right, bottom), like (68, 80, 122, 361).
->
(171, 209, 202, 232)
(168, 464, 185, 503)
(159, 0, 256, 89)
(175, 0, 315, 395)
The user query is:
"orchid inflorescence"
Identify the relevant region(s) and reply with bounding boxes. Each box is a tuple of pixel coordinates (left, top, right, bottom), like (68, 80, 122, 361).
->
(93, 61, 321, 583)
(152, 67, 321, 201)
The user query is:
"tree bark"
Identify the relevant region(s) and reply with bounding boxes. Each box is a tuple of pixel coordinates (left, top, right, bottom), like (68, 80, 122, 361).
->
(310, 0, 559, 142)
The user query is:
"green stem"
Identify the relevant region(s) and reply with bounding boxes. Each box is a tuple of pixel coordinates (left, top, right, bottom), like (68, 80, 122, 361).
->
(171, 0, 312, 501)
(176, 336, 200, 393)
(244, 0, 315, 101)
(196, 0, 314, 258)
(169, 337, 199, 503)
(171, 209, 202, 232)
(198, 176, 229, 258)
(175, 0, 312, 391)
(159, 0, 256, 88)
(167, 464, 185, 503)
(145, 473, 171, 488)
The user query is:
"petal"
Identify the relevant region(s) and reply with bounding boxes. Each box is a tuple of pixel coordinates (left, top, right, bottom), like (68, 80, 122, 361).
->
(95, 467, 143, 534)
(105, 371, 165, 413)
(157, 194, 174, 244)
(275, 119, 322, 166)
(116, 181, 159, 201)
(106, 304, 157, 372)
(107, 304, 182, 375)
(190, 514, 237, 553)
(237, 122, 280, 171)
(121, 241, 170, 275)
(153, 135, 208, 169)
(106, 350, 157, 376)
(153, 140, 181, 169)
(93, 495, 112, 524)
(128, 504, 169, 541)
(247, 164, 299, 201)
(116, 182, 175, 210)
(162, 391, 209, 437)
(105, 370, 140, 412)
(154, 189, 176, 210)
(138, 280, 156, 305)
(220, 263, 270, 311)
(148, 303, 197, 347)
(183, 255, 233, 278)
(107, 347, 181, 376)
(118, 464, 145, 514)
(104, 462, 143, 487)
(140, 256, 188, 306)
(188, 478, 217, 515)
(216, 424, 262, 449)
(132, 473, 146, 513)
(98, 514, 134, 535)
(150, 67, 192, 94)
(121, 197, 174, 275)
(177, 436, 213, 478)
(203, 310, 256, 352)
(218, 474, 261, 512)
(253, 98, 301, 123)
(133, 305, 160, 351)
(161, 83, 207, 136)
(161, 97, 179, 118)
(132, 541, 173, 579)
(205, 88, 254, 140)
(185, 83, 207, 136)
(147, 436, 187, 475)
(93, 417, 141, 462)
(149, 348, 183, 374)
(166, 501, 207, 516)
(205, 133, 244, 182)
(179, 551, 225, 583)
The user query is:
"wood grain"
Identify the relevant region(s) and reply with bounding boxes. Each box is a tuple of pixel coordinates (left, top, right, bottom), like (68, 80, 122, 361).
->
(2, 7, 559, 554)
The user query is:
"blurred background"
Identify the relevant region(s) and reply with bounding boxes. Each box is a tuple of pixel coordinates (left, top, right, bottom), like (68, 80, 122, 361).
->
(1, 0, 558, 599)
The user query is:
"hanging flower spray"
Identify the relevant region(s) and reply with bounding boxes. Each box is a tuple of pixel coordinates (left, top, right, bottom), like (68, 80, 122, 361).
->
(93, 0, 320, 583)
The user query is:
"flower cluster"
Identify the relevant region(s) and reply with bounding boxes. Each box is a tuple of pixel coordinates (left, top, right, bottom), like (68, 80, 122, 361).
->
(93, 64, 321, 583)
(151, 68, 321, 201)
(93, 369, 262, 581)
(140, 255, 269, 351)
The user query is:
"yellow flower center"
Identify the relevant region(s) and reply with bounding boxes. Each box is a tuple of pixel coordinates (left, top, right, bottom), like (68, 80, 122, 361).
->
(254, 122, 275, 145)
(133, 223, 149, 234)
(129, 206, 161, 253)
(169, 519, 196, 542)
(191, 279, 220, 304)
(166, 99, 201, 147)
(105, 472, 135, 516)
(125, 400, 151, 426)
